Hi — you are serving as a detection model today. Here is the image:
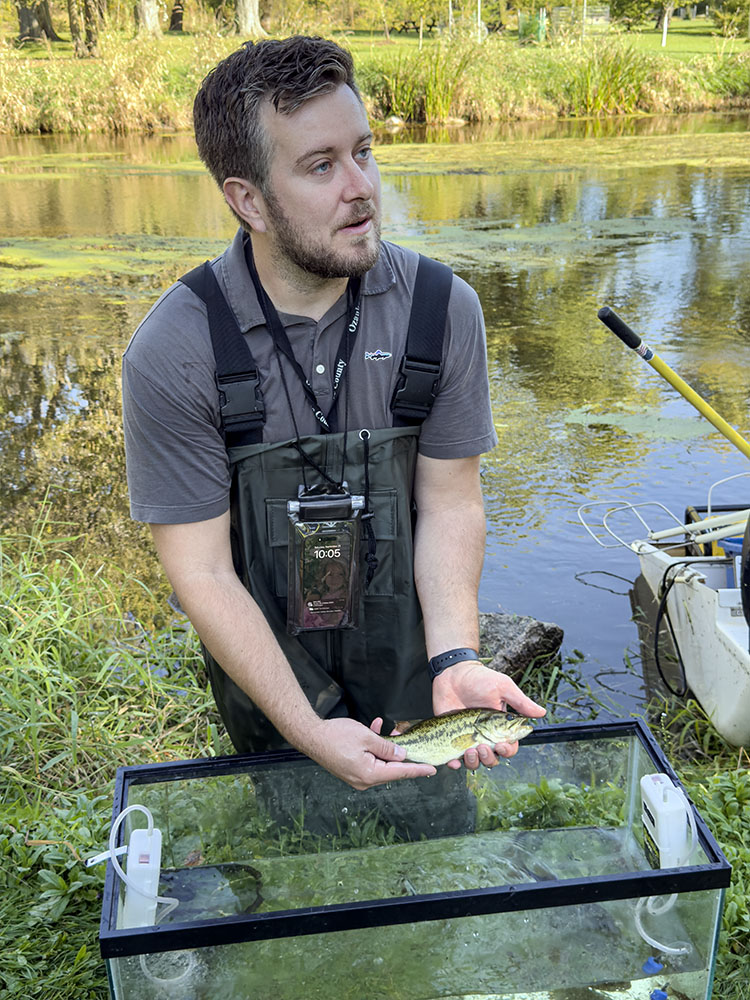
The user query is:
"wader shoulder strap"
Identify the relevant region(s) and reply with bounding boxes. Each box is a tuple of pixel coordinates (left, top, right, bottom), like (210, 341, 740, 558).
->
(179, 262, 265, 447)
(391, 254, 453, 427)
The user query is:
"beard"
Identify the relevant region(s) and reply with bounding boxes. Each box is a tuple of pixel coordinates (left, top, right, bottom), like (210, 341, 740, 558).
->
(263, 188, 382, 280)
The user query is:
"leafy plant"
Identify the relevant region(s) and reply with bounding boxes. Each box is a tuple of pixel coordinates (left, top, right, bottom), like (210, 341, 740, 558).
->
(0, 528, 222, 998)
(687, 769, 750, 963)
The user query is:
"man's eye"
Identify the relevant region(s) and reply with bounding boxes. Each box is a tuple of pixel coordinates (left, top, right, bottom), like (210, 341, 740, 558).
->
(357, 147, 372, 161)
(312, 161, 331, 174)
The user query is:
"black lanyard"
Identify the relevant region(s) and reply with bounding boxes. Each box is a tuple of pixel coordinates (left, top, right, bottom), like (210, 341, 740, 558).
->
(243, 236, 361, 434)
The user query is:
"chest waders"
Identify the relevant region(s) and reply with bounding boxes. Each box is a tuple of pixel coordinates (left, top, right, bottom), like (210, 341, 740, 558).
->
(180, 255, 453, 754)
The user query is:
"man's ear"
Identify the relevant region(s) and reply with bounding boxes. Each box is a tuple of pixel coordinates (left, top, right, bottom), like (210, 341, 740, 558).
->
(223, 177, 268, 233)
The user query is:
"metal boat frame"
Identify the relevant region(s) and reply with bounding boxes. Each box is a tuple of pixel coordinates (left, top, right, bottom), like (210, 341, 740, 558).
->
(579, 474, 750, 746)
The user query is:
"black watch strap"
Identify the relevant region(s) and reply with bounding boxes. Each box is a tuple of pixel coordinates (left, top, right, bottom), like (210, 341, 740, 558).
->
(428, 647, 479, 681)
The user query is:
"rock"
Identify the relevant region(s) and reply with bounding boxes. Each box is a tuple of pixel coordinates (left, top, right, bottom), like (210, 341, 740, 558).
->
(479, 611, 563, 679)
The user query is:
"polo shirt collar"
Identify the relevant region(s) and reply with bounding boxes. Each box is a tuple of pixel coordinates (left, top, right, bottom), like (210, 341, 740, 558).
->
(219, 228, 396, 334)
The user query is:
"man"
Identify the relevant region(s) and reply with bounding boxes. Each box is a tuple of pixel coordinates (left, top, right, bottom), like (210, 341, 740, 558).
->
(122, 36, 545, 792)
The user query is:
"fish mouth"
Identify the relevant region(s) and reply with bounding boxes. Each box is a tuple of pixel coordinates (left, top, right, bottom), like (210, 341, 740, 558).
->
(485, 714, 534, 743)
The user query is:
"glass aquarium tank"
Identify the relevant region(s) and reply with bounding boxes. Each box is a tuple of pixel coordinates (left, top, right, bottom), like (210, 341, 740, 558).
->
(98, 720, 730, 1000)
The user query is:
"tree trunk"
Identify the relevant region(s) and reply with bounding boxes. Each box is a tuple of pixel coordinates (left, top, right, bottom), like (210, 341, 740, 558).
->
(15, 0, 62, 41)
(656, 0, 674, 43)
(235, 0, 266, 37)
(654, 2, 673, 28)
(133, 0, 161, 35)
(67, 0, 86, 55)
(168, 0, 184, 30)
(83, 0, 99, 54)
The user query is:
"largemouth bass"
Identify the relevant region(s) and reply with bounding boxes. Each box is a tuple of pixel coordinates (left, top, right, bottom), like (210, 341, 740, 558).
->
(384, 708, 534, 766)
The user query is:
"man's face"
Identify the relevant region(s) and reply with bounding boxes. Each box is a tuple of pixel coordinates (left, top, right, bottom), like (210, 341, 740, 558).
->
(258, 84, 382, 280)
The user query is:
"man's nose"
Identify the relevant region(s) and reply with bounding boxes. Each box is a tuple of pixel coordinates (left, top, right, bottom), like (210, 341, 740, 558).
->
(342, 157, 376, 201)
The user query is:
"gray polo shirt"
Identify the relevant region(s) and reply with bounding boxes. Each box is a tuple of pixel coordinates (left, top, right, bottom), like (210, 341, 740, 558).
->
(123, 230, 498, 524)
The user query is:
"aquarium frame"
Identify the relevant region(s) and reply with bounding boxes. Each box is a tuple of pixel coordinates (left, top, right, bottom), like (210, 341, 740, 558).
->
(98, 719, 731, 960)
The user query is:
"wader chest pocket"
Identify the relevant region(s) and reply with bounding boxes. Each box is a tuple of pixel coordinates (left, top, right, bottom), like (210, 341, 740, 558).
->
(265, 490, 399, 601)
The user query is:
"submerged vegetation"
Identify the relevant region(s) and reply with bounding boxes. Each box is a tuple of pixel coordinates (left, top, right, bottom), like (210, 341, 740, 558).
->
(0, 19, 749, 133)
(0, 529, 748, 998)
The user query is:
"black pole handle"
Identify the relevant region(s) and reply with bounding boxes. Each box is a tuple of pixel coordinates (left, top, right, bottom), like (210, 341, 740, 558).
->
(597, 306, 642, 350)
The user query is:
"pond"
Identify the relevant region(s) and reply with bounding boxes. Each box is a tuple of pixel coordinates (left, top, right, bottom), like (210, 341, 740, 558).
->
(2, 113, 750, 721)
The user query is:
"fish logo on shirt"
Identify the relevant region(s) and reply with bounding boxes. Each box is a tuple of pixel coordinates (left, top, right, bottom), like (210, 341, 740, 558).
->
(364, 350, 393, 361)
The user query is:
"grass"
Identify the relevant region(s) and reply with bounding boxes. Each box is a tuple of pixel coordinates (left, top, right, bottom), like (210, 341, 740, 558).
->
(0, 17, 748, 132)
(0, 524, 748, 997)
(0, 521, 224, 998)
(648, 700, 750, 983)
(628, 16, 750, 60)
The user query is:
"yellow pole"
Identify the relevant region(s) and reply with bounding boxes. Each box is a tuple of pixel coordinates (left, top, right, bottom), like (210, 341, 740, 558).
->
(598, 307, 750, 461)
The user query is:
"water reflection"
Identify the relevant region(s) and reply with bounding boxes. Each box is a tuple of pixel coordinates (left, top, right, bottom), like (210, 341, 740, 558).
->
(374, 110, 750, 145)
(1, 116, 750, 712)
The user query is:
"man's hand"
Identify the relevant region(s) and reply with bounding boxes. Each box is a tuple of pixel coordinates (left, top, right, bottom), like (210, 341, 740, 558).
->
(432, 660, 546, 770)
(302, 717, 436, 790)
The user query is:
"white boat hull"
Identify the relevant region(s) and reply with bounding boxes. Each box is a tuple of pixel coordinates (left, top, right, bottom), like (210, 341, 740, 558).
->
(635, 542, 750, 746)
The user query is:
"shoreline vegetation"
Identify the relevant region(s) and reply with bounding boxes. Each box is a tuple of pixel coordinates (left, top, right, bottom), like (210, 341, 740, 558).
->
(1, 14, 749, 998)
(1, 528, 749, 998)
(0, 17, 748, 134)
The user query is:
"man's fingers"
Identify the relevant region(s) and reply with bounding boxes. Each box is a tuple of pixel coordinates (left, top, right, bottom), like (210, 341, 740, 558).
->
(375, 734, 407, 761)
(501, 683, 546, 718)
(461, 740, 518, 771)
(349, 757, 436, 789)
(369, 716, 402, 738)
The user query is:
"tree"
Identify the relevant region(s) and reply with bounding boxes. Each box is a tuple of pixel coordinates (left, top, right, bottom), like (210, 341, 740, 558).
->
(67, 0, 84, 53)
(169, 0, 185, 30)
(610, 0, 653, 29)
(82, 0, 100, 51)
(68, 0, 100, 56)
(134, 0, 161, 35)
(14, 0, 62, 41)
(235, 0, 267, 35)
(654, 0, 675, 43)
(710, 0, 750, 37)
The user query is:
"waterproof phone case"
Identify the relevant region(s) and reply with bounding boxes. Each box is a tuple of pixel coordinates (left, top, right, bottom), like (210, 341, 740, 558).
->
(286, 485, 364, 634)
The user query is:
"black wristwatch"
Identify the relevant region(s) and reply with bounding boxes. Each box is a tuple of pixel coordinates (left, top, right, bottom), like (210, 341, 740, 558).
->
(428, 647, 480, 681)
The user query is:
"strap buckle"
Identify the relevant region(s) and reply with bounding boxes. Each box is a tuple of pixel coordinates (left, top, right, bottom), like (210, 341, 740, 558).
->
(390, 356, 441, 420)
(216, 371, 265, 430)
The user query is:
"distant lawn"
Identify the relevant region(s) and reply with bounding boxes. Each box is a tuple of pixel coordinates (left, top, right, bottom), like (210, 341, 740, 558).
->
(2, 14, 746, 62)
(625, 15, 750, 60)
(338, 19, 749, 66)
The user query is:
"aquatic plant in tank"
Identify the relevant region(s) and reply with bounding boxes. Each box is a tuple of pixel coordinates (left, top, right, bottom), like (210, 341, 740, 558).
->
(98, 721, 729, 1000)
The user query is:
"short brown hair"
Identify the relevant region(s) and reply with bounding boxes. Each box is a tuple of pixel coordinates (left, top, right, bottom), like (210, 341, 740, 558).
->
(193, 36, 360, 196)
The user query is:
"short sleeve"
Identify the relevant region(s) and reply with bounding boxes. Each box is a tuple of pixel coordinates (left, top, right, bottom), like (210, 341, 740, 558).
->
(122, 283, 232, 524)
(416, 274, 498, 459)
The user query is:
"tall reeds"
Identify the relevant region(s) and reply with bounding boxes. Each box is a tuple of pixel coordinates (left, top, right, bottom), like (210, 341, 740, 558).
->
(338, 33, 749, 124)
(0, 522, 219, 997)
(557, 40, 673, 116)
(1, 30, 749, 133)
(0, 523, 217, 806)
(361, 37, 478, 122)
(0, 31, 236, 133)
